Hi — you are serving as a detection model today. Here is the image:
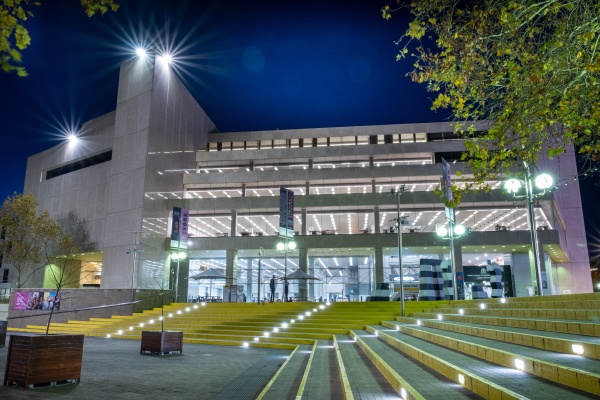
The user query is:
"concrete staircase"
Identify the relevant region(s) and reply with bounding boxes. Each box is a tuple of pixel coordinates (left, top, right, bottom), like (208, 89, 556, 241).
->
(8, 293, 600, 399)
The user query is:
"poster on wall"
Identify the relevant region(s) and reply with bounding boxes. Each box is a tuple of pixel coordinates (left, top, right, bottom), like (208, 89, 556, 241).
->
(13, 291, 61, 311)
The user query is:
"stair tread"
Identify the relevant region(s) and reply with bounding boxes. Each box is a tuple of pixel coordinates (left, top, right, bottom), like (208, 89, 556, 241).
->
(354, 329, 481, 399)
(393, 322, 600, 376)
(260, 344, 312, 399)
(334, 334, 402, 399)
(369, 325, 596, 399)
(300, 340, 344, 400)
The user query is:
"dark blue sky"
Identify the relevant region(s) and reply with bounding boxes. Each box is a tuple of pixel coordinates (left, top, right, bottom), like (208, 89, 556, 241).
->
(0, 0, 598, 264)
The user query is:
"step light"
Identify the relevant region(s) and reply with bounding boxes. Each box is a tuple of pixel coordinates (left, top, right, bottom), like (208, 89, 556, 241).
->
(374, 331, 378, 337)
(459, 309, 464, 315)
(281, 323, 288, 328)
(264, 332, 270, 337)
(299, 315, 304, 320)
(313, 308, 318, 312)
(129, 326, 133, 331)
(291, 319, 295, 323)
(400, 388, 407, 399)
(572, 344, 584, 355)
(159, 316, 163, 320)
(437, 314, 443, 320)
(185, 307, 190, 312)
(117, 330, 123, 335)
(254, 337, 259, 342)
(243, 342, 249, 348)
(193, 305, 198, 309)
(149, 319, 155, 324)
(168, 313, 173, 318)
(139, 323, 144, 327)
(326, 302, 331, 306)
(273, 327, 279, 333)
(417, 320, 421, 326)
(500, 298, 507, 304)
(458, 374, 465, 385)
(514, 359, 525, 370)
(306, 311, 311, 316)
(396, 325, 400, 331)
(177, 310, 182, 314)
(479, 303, 486, 309)
(106, 334, 111, 338)
(201, 302, 206, 306)
(319, 305, 325, 309)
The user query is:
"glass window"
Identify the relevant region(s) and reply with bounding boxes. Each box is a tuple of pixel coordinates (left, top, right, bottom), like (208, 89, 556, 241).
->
(232, 141, 244, 150)
(356, 135, 369, 145)
(245, 141, 258, 150)
(341, 136, 356, 146)
(316, 138, 328, 147)
(273, 139, 286, 148)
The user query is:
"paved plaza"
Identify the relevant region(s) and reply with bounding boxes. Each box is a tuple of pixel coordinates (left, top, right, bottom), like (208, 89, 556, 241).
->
(0, 336, 290, 399)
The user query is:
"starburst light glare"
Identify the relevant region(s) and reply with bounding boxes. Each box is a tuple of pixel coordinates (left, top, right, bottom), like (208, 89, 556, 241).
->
(135, 47, 147, 58)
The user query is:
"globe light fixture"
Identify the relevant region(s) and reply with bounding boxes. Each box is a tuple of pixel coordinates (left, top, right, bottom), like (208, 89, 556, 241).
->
(534, 173, 553, 190)
(436, 226, 448, 237)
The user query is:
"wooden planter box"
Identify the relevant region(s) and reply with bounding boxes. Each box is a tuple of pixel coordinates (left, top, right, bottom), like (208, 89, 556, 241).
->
(140, 331, 183, 355)
(0, 321, 7, 347)
(3, 333, 84, 389)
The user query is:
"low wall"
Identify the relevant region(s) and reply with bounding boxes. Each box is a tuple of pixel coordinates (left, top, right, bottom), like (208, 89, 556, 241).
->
(6, 288, 172, 329)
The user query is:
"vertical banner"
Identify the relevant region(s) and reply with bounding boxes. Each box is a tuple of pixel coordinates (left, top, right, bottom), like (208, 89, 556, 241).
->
(441, 157, 455, 222)
(279, 187, 294, 238)
(171, 207, 181, 248)
(180, 208, 189, 249)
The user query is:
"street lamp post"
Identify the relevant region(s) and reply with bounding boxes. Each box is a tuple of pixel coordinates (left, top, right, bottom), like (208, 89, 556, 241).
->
(257, 247, 264, 305)
(436, 222, 466, 300)
(172, 250, 186, 302)
(391, 186, 406, 317)
(504, 163, 553, 296)
(276, 239, 296, 302)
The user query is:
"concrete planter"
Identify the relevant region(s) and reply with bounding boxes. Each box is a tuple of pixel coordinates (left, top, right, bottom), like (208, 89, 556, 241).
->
(140, 331, 183, 355)
(3, 333, 84, 389)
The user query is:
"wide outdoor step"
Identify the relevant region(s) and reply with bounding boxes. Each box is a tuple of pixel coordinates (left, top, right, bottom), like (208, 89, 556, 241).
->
(394, 317, 600, 361)
(365, 325, 596, 399)
(411, 312, 600, 337)
(352, 329, 481, 399)
(257, 344, 312, 399)
(334, 334, 402, 398)
(297, 340, 344, 400)
(424, 306, 600, 321)
(387, 321, 600, 396)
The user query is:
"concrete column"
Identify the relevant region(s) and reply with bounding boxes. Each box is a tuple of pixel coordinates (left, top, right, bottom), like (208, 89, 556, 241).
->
(231, 210, 237, 236)
(299, 248, 309, 300)
(371, 179, 376, 193)
(305, 181, 310, 194)
(241, 184, 246, 197)
(249, 161, 254, 171)
(374, 207, 380, 234)
(226, 249, 238, 287)
(374, 247, 384, 287)
(246, 258, 253, 302)
(308, 159, 313, 169)
(369, 156, 374, 167)
(301, 209, 307, 235)
(308, 256, 316, 300)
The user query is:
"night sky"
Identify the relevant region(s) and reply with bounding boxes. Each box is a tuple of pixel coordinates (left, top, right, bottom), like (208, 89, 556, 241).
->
(0, 0, 598, 265)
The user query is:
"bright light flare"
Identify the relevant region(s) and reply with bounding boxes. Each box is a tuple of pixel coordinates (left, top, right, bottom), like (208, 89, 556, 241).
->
(135, 47, 147, 58)
(158, 53, 173, 65)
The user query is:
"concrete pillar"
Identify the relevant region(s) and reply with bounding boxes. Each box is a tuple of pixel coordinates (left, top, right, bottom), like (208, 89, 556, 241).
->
(374, 207, 380, 234)
(241, 184, 246, 197)
(246, 258, 253, 302)
(249, 161, 254, 171)
(226, 249, 238, 286)
(369, 156, 374, 167)
(374, 247, 384, 287)
(308, 256, 316, 300)
(299, 248, 309, 300)
(305, 181, 310, 194)
(371, 179, 376, 193)
(231, 210, 237, 236)
(301, 209, 307, 235)
(308, 159, 313, 169)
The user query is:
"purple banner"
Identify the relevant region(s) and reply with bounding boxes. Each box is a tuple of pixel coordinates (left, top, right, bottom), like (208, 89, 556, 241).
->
(180, 209, 189, 242)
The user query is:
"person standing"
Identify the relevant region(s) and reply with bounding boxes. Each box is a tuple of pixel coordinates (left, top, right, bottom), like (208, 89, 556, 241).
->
(269, 275, 276, 302)
(284, 279, 289, 302)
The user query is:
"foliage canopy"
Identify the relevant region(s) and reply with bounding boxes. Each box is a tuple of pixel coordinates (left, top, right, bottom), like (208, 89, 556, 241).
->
(1, 0, 118, 76)
(383, 0, 600, 204)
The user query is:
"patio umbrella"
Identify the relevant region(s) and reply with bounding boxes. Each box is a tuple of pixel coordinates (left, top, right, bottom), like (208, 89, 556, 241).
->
(189, 268, 229, 298)
(285, 269, 319, 280)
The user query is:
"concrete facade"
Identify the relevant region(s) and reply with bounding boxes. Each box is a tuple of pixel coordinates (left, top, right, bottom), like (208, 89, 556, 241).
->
(11, 57, 591, 303)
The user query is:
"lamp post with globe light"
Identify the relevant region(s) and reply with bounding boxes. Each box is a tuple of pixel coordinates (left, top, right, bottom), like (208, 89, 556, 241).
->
(276, 238, 296, 302)
(436, 221, 467, 300)
(504, 163, 553, 296)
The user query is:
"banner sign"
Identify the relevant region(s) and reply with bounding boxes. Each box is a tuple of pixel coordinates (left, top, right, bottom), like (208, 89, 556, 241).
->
(441, 157, 455, 222)
(279, 187, 294, 238)
(13, 291, 61, 311)
(170, 207, 189, 249)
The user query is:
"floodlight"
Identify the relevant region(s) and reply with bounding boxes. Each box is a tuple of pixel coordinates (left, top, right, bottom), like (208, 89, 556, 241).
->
(287, 241, 297, 250)
(67, 134, 78, 144)
(135, 47, 147, 58)
(276, 242, 285, 251)
(159, 53, 172, 65)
